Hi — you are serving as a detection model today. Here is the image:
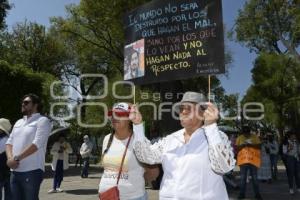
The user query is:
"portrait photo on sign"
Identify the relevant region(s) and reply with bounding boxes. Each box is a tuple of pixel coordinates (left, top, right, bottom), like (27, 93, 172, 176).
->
(124, 39, 145, 80)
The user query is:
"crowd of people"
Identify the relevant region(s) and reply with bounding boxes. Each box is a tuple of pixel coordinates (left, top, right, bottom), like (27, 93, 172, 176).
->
(0, 91, 300, 200)
(231, 126, 300, 199)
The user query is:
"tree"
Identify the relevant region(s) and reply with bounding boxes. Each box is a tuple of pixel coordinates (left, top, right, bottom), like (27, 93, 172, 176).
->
(243, 53, 300, 136)
(231, 0, 300, 61)
(0, 21, 69, 76)
(231, 0, 300, 135)
(0, 60, 55, 123)
(0, 0, 10, 29)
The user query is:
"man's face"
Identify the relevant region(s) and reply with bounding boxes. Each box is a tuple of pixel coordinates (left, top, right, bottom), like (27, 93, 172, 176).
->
(179, 103, 204, 129)
(130, 52, 139, 70)
(21, 97, 37, 115)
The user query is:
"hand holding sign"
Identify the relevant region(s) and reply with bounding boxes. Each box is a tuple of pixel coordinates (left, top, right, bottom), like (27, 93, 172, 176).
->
(203, 102, 219, 126)
(129, 104, 143, 125)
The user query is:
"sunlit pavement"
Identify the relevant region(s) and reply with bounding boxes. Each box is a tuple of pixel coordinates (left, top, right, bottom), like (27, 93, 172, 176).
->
(38, 164, 299, 200)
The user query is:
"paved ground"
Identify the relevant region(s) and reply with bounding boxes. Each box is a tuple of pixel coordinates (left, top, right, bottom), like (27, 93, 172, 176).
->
(38, 164, 299, 200)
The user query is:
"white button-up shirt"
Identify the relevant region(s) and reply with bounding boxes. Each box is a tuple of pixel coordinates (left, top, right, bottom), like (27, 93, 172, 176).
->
(6, 113, 52, 172)
(133, 123, 235, 200)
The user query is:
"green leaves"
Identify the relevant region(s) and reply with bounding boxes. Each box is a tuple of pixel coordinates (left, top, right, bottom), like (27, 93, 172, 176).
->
(232, 0, 300, 60)
(0, 0, 10, 30)
(0, 60, 55, 122)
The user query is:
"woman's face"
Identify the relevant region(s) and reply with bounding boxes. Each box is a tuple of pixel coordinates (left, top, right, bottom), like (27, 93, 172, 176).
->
(179, 103, 204, 129)
(110, 112, 131, 131)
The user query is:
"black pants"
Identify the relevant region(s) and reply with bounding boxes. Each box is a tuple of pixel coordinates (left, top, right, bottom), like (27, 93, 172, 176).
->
(81, 157, 89, 178)
(286, 156, 300, 189)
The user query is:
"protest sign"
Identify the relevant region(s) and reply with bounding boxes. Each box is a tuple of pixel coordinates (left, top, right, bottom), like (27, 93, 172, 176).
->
(237, 147, 261, 168)
(124, 0, 225, 84)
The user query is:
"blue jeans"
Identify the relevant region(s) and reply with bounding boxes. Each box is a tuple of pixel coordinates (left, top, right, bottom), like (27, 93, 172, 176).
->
(286, 156, 300, 189)
(129, 192, 148, 200)
(270, 154, 278, 179)
(81, 157, 89, 178)
(53, 160, 64, 189)
(239, 164, 261, 197)
(10, 169, 43, 200)
(0, 178, 11, 200)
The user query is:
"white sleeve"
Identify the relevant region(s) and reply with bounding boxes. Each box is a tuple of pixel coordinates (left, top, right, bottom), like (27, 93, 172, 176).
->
(50, 142, 59, 155)
(32, 117, 52, 149)
(133, 123, 166, 165)
(66, 143, 73, 154)
(204, 123, 236, 174)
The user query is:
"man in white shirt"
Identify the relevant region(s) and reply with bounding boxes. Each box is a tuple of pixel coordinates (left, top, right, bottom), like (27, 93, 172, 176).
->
(6, 93, 52, 200)
(80, 135, 93, 178)
(130, 91, 236, 200)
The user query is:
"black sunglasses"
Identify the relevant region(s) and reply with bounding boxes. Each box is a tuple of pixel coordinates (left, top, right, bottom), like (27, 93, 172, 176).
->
(22, 100, 32, 105)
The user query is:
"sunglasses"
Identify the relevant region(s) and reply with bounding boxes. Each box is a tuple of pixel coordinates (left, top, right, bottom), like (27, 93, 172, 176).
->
(178, 103, 207, 113)
(178, 104, 193, 113)
(22, 100, 32, 105)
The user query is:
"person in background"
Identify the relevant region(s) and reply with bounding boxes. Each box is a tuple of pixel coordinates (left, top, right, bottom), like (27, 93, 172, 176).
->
(75, 146, 82, 168)
(279, 134, 289, 172)
(6, 93, 52, 200)
(267, 133, 279, 180)
(0, 118, 12, 200)
(282, 132, 300, 194)
(132, 91, 236, 200)
(80, 135, 93, 178)
(48, 136, 73, 193)
(258, 136, 272, 183)
(236, 126, 262, 200)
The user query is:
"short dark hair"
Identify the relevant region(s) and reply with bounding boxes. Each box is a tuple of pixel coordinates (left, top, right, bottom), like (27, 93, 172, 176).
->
(22, 93, 42, 112)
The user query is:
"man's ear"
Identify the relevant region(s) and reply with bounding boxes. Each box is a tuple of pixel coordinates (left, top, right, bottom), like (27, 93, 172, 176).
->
(33, 103, 39, 112)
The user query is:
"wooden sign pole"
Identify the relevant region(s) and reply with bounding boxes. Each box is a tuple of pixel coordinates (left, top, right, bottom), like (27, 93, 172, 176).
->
(133, 85, 136, 104)
(208, 75, 211, 102)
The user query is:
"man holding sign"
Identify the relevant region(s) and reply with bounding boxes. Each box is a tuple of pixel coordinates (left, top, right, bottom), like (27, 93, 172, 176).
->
(236, 126, 262, 200)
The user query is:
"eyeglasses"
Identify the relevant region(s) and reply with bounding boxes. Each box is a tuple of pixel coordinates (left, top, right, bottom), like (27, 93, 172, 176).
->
(178, 104, 194, 113)
(22, 100, 32, 105)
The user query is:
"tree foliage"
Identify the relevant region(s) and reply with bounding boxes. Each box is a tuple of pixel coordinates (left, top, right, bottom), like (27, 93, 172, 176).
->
(231, 0, 300, 61)
(243, 53, 300, 133)
(0, 60, 55, 123)
(232, 0, 300, 134)
(0, 21, 69, 76)
(0, 0, 10, 29)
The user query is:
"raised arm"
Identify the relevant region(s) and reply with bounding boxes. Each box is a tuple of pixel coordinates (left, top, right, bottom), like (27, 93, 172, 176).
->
(204, 124, 236, 174)
(132, 123, 167, 165)
(129, 104, 166, 165)
(203, 103, 235, 174)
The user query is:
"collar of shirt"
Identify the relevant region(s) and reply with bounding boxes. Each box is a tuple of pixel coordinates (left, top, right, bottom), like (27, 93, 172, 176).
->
(23, 113, 41, 124)
(172, 127, 204, 144)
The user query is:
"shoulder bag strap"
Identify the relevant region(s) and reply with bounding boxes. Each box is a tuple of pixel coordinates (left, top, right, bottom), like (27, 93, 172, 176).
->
(116, 134, 132, 185)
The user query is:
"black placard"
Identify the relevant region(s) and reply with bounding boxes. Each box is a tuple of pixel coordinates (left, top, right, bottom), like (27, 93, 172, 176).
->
(124, 0, 224, 85)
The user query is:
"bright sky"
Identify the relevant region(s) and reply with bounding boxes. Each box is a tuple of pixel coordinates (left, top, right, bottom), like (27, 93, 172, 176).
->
(6, 0, 256, 98)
